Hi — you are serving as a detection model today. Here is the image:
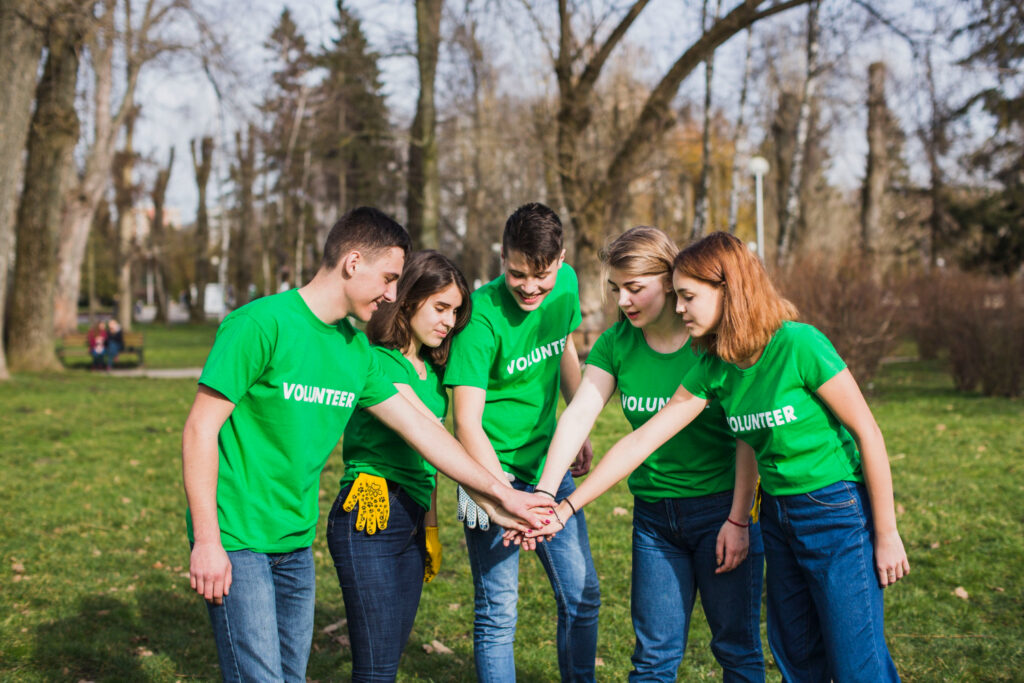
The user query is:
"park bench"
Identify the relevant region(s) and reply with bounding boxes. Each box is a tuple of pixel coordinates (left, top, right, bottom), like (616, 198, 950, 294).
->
(57, 331, 145, 367)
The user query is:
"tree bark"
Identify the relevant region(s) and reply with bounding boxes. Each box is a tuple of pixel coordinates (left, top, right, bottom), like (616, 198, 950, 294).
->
(0, 0, 53, 379)
(692, 0, 723, 239)
(150, 146, 174, 322)
(860, 61, 889, 258)
(407, 0, 442, 249)
(190, 136, 214, 323)
(776, 0, 819, 268)
(8, 10, 84, 371)
(113, 108, 138, 331)
(727, 28, 754, 235)
(233, 126, 255, 305)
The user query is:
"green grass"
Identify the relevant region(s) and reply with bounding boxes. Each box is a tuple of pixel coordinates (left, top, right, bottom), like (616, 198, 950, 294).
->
(1, 330, 1022, 681)
(61, 322, 218, 370)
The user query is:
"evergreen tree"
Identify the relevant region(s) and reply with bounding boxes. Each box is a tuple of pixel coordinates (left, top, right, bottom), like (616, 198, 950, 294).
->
(313, 1, 397, 215)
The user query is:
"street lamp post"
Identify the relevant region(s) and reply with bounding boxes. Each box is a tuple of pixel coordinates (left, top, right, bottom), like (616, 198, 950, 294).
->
(749, 156, 770, 262)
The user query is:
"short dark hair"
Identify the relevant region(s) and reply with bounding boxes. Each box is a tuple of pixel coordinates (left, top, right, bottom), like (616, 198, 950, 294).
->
(501, 202, 564, 271)
(321, 206, 411, 270)
(365, 250, 472, 368)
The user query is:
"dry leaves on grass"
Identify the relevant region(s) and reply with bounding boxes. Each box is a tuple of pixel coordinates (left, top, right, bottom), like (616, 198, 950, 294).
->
(954, 586, 969, 600)
(322, 619, 347, 635)
(422, 639, 453, 655)
(612, 507, 628, 516)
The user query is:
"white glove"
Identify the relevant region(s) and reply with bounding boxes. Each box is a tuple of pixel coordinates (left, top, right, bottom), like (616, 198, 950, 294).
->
(457, 484, 490, 531)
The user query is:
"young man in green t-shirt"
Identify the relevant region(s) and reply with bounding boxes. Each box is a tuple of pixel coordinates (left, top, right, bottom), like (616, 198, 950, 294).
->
(445, 203, 601, 682)
(182, 207, 551, 683)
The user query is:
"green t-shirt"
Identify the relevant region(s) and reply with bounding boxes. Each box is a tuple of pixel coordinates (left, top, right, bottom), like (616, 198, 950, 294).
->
(188, 289, 397, 552)
(340, 347, 446, 510)
(444, 264, 582, 484)
(587, 320, 736, 501)
(681, 321, 862, 496)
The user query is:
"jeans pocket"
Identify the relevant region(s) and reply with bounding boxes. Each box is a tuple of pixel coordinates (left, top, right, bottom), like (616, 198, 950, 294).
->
(802, 481, 858, 509)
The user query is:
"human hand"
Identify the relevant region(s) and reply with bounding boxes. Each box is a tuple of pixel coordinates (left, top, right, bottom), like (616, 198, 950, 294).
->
(875, 529, 910, 587)
(570, 439, 594, 477)
(343, 473, 390, 534)
(491, 487, 556, 533)
(424, 526, 442, 583)
(190, 540, 232, 605)
(714, 519, 750, 574)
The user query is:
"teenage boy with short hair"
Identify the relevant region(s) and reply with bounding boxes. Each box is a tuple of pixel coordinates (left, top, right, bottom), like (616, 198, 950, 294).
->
(445, 202, 601, 682)
(183, 206, 550, 683)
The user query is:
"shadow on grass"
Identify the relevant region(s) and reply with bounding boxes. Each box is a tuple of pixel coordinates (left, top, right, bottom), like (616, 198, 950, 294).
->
(34, 588, 218, 682)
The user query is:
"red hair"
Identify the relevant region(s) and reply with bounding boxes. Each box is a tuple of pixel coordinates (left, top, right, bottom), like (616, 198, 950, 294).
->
(673, 232, 798, 364)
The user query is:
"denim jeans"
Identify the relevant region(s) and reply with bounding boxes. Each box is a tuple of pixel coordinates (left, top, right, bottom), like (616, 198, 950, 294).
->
(464, 470, 601, 682)
(761, 481, 900, 683)
(629, 492, 765, 682)
(204, 546, 315, 682)
(326, 481, 426, 682)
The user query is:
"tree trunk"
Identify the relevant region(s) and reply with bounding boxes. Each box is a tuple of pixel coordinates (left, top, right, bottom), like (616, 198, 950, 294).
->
(406, 0, 442, 249)
(114, 109, 138, 331)
(150, 147, 174, 323)
(8, 12, 83, 371)
(727, 28, 754, 235)
(692, 0, 722, 239)
(861, 61, 889, 258)
(775, 0, 819, 268)
(233, 126, 255, 305)
(190, 136, 214, 322)
(0, 1, 51, 379)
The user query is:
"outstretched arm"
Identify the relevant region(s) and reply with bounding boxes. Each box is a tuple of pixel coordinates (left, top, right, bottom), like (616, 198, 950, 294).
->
(529, 385, 709, 539)
(817, 368, 909, 587)
(367, 393, 549, 532)
(559, 334, 594, 476)
(536, 364, 616, 495)
(182, 386, 235, 604)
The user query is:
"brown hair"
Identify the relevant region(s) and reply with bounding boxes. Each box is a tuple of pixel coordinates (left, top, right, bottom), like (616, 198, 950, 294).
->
(673, 232, 798, 364)
(502, 202, 564, 271)
(601, 226, 679, 319)
(366, 250, 471, 367)
(321, 206, 410, 270)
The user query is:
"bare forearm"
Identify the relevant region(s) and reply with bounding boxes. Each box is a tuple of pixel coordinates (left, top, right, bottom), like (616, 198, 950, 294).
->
(182, 423, 222, 543)
(729, 443, 759, 521)
(537, 399, 602, 493)
(858, 427, 899, 534)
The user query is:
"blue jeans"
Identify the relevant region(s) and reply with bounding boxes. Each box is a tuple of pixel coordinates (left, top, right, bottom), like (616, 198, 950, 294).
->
(464, 470, 601, 682)
(204, 547, 315, 682)
(761, 481, 900, 683)
(326, 481, 426, 682)
(630, 492, 765, 682)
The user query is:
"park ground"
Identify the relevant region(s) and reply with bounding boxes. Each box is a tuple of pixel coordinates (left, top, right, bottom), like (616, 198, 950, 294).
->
(0, 324, 1022, 681)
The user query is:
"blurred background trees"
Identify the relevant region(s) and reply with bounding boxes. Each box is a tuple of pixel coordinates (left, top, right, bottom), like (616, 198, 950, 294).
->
(1, 0, 1021, 389)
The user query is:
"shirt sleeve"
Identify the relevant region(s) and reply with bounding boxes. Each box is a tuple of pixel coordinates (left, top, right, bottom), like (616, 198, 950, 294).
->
(198, 313, 273, 404)
(443, 315, 496, 389)
(795, 325, 848, 390)
(680, 355, 715, 400)
(584, 325, 617, 377)
(563, 264, 583, 332)
(357, 349, 399, 408)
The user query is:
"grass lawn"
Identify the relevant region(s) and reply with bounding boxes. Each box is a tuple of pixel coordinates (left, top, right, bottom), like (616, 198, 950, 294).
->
(2, 327, 1022, 681)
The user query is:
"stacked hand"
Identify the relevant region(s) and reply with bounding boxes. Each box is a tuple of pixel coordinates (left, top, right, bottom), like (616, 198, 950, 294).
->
(343, 473, 390, 534)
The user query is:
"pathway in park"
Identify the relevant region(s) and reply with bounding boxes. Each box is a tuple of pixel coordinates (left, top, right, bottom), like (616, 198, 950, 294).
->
(107, 367, 202, 379)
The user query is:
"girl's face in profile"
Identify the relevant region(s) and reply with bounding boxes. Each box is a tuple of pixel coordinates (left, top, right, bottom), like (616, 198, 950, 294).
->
(672, 273, 723, 338)
(409, 282, 463, 349)
(607, 267, 672, 330)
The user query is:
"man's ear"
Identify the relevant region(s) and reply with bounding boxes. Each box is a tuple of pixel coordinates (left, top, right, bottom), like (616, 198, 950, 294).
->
(340, 251, 361, 279)
(556, 249, 566, 268)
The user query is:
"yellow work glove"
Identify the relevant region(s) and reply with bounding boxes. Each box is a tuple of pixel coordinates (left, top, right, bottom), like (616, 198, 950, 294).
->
(750, 478, 762, 524)
(342, 473, 390, 534)
(424, 526, 441, 583)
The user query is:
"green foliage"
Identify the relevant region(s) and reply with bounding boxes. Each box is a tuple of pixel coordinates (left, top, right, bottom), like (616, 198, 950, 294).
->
(1, 333, 1022, 680)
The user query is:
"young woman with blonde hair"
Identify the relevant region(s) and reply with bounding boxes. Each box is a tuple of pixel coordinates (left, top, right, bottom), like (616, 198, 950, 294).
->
(527, 226, 764, 681)
(528, 231, 909, 682)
